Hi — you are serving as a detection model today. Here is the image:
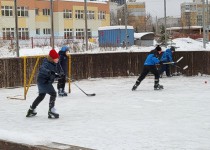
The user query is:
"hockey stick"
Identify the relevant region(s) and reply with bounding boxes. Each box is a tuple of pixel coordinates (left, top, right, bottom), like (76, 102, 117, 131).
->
(162, 56, 184, 65)
(174, 64, 188, 70)
(72, 82, 96, 97)
(58, 62, 96, 97)
(67, 78, 96, 96)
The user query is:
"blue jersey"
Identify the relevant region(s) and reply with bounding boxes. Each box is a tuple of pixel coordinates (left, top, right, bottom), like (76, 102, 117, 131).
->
(144, 53, 160, 66)
(161, 49, 173, 62)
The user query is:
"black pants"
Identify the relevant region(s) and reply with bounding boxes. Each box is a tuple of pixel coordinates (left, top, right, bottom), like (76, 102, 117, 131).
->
(159, 64, 171, 76)
(31, 92, 56, 109)
(57, 76, 66, 89)
(137, 65, 160, 85)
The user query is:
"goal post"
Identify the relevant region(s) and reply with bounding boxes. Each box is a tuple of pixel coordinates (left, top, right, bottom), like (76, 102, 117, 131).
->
(7, 55, 72, 100)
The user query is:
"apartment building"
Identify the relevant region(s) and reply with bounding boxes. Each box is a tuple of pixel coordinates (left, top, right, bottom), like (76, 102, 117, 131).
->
(117, 2, 146, 32)
(0, 0, 110, 40)
(181, 1, 209, 27)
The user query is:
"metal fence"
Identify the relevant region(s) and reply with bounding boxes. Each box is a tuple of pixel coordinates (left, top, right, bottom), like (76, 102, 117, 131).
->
(0, 51, 209, 88)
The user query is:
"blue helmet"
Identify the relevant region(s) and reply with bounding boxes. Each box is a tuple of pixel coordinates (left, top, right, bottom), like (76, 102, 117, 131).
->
(61, 46, 69, 52)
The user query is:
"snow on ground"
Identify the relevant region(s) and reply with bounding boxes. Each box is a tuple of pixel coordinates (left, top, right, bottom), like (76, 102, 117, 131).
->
(0, 76, 210, 150)
(0, 37, 210, 58)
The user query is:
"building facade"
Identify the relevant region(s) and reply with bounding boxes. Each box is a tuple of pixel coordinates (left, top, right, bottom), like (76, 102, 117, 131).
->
(117, 2, 146, 32)
(181, 1, 210, 27)
(0, 0, 110, 40)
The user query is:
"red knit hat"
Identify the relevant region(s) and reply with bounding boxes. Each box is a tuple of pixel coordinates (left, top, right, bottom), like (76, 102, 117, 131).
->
(49, 49, 59, 59)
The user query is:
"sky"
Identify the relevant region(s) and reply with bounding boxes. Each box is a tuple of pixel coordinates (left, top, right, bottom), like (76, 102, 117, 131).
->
(0, 76, 210, 149)
(138, 0, 193, 18)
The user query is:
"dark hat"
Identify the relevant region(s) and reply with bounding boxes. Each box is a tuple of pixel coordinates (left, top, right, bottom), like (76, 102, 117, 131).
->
(171, 46, 175, 52)
(49, 49, 59, 59)
(61, 46, 70, 52)
(155, 45, 162, 51)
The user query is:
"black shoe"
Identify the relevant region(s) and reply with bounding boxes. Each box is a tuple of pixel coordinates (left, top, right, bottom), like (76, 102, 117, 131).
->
(26, 106, 37, 117)
(154, 84, 164, 90)
(48, 107, 59, 119)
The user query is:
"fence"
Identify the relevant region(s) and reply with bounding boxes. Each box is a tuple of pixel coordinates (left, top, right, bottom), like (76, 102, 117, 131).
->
(0, 51, 209, 88)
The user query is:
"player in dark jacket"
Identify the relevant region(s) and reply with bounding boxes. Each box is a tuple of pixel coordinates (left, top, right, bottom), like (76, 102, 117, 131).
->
(159, 46, 175, 77)
(132, 45, 163, 91)
(57, 46, 70, 96)
(26, 49, 61, 119)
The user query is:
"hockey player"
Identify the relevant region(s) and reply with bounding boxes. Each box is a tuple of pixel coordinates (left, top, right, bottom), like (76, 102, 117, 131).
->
(57, 46, 70, 96)
(159, 46, 175, 77)
(26, 49, 61, 119)
(132, 45, 163, 91)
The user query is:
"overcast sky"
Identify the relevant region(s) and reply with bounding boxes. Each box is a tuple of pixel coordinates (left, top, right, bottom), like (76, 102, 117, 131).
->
(138, 0, 192, 18)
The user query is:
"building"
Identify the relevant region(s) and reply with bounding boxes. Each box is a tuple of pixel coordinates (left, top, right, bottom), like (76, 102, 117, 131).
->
(117, 2, 146, 32)
(181, 1, 210, 27)
(158, 17, 181, 28)
(0, 0, 110, 40)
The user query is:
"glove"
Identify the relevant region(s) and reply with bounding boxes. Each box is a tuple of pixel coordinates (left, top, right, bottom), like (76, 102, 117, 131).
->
(50, 71, 55, 75)
(60, 72, 65, 77)
(159, 61, 163, 65)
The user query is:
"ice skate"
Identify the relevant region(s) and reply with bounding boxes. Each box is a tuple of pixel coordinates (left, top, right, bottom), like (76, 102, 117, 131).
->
(48, 107, 59, 119)
(132, 81, 140, 91)
(154, 84, 164, 90)
(26, 106, 37, 117)
(58, 88, 67, 97)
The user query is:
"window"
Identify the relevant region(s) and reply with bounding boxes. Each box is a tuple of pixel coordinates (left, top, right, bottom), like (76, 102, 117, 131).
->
(98, 11, 105, 20)
(75, 10, 84, 19)
(17, 7, 29, 17)
(64, 29, 73, 39)
(2, 28, 14, 40)
(43, 28, 51, 34)
(87, 11, 95, 19)
(35, 8, 39, 15)
(18, 28, 29, 40)
(36, 28, 40, 35)
(1, 6, 13, 16)
(63, 9, 72, 19)
(87, 29, 92, 38)
(43, 9, 50, 16)
(76, 29, 84, 39)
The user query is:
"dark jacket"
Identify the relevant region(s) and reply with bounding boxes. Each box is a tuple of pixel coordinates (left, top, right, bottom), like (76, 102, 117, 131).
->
(37, 58, 59, 93)
(58, 51, 68, 75)
(161, 49, 173, 62)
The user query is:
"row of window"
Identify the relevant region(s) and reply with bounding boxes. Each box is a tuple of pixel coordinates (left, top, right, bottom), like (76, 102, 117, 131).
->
(2, 28, 92, 40)
(1, 6, 106, 19)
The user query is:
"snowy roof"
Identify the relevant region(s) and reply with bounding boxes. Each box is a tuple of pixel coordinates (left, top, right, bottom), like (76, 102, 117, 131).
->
(166, 26, 202, 30)
(134, 32, 154, 39)
(98, 26, 134, 31)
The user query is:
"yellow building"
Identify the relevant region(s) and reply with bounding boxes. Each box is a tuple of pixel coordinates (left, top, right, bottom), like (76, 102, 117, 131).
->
(0, 0, 110, 39)
(117, 2, 146, 32)
(181, 1, 209, 27)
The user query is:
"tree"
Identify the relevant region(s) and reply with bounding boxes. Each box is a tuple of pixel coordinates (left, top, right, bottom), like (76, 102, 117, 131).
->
(158, 24, 169, 45)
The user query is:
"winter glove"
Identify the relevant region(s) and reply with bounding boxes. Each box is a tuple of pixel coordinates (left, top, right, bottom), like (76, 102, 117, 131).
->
(159, 61, 164, 65)
(59, 72, 65, 78)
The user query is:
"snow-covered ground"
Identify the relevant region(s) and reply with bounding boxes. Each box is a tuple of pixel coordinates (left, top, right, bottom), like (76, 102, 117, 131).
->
(0, 37, 210, 58)
(0, 76, 210, 150)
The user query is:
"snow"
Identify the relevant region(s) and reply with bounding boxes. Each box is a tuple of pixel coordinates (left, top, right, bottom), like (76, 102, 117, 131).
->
(0, 75, 210, 149)
(98, 26, 134, 30)
(0, 37, 210, 58)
